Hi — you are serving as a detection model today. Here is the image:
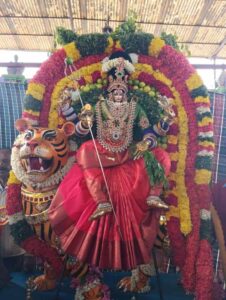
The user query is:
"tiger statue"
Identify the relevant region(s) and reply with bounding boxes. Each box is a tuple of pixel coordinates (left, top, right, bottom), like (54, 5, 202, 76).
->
(12, 119, 76, 244)
(7, 119, 88, 291)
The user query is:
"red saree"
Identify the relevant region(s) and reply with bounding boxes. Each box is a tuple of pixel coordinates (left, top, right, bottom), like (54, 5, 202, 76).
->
(49, 142, 170, 270)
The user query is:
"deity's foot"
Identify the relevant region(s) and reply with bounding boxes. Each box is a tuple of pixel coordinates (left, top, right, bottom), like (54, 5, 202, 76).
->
(118, 269, 151, 293)
(89, 202, 112, 221)
(146, 195, 169, 210)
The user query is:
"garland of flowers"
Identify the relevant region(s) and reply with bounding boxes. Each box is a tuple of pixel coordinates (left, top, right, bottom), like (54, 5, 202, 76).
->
(156, 42, 213, 297)
(132, 58, 190, 267)
(22, 31, 214, 299)
(71, 266, 110, 300)
(102, 57, 135, 73)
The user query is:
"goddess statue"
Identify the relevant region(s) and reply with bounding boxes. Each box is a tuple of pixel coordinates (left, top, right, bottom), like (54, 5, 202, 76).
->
(49, 50, 173, 272)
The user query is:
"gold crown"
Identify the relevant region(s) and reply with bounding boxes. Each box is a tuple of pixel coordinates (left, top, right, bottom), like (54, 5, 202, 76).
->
(107, 75, 128, 93)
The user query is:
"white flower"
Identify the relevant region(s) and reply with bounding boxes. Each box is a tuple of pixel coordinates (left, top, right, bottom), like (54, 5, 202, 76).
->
(102, 57, 135, 73)
(102, 56, 109, 64)
(129, 53, 138, 64)
(200, 209, 211, 220)
(196, 106, 211, 114)
(198, 131, 213, 138)
(197, 150, 214, 156)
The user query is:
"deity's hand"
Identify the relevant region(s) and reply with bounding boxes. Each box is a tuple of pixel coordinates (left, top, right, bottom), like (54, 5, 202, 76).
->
(89, 202, 112, 221)
(162, 107, 175, 125)
(79, 104, 94, 128)
(157, 95, 175, 125)
(133, 140, 150, 160)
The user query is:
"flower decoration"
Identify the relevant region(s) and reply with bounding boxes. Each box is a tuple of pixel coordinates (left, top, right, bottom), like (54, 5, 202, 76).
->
(71, 266, 110, 300)
(19, 26, 214, 299)
(63, 42, 81, 63)
(149, 37, 166, 57)
(102, 57, 135, 74)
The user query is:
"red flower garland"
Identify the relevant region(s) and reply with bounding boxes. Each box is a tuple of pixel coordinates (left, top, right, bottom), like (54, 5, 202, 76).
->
(21, 235, 64, 278)
(6, 183, 22, 215)
(195, 239, 213, 300)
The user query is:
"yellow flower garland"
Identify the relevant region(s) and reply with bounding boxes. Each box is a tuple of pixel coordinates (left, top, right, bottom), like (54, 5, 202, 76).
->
(130, 71, 141, 80)
(26, 83, 45, 101)
(198, 117, 213, 127)
(194, 96, 210, 104)
(154, 71, 172, 87)
(186, 73, 204, 91)
(115, 40, 121, 49)
(170, 90, 192, 235)
(63, 42, 81, 62)
(105, 36, 114, 54)
(7, 170, 21, 185)
(135, 64, 153, 73)
(198, 141, 215, 148)
(167, 135, 178, 144)
(195, 169, 212, 184)
(84, 75, 93, 84)
(23, 109, 40, 117)
(169, 152, 179, 161)
(148, 37, 165, 57)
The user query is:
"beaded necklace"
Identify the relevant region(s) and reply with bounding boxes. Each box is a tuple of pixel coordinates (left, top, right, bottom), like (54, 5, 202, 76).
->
(96, 97, 137, 152)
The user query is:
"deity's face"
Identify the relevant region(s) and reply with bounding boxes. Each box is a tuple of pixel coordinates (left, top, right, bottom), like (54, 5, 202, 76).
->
(112, 89, 125, 103)
(0, 149, 11, 187)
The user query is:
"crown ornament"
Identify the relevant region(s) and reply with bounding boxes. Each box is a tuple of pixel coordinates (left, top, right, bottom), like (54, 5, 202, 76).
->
(102, 56, 134, 94)
(107, 75, 128, 93)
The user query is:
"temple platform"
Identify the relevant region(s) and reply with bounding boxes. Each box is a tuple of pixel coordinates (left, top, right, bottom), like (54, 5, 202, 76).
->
(0, 271, 193, 300)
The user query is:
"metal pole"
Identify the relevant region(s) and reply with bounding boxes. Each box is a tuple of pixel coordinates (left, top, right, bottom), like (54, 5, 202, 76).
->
(214, 249, 220, 281)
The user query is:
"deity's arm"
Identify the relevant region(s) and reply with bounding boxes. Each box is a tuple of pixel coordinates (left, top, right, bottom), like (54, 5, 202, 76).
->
(153, 95, 175, 137)
(135, 103, 173, 146)
(60, 101, 95, 137)
(135, 104, 158, 149)
(133, 104, 171, 208)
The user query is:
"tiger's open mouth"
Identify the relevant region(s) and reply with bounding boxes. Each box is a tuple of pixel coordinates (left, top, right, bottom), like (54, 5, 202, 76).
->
(21, 156, 53, 173)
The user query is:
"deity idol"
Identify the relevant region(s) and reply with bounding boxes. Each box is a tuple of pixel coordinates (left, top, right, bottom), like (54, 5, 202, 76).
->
(49, 50, 173, 272)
